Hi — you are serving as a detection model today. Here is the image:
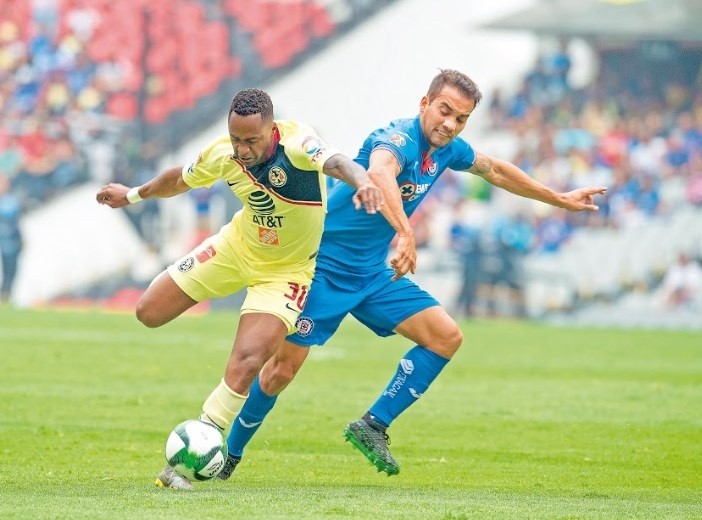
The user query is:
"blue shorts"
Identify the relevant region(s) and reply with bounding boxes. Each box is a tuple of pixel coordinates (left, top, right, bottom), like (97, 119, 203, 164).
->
(288, 261, 439, 347)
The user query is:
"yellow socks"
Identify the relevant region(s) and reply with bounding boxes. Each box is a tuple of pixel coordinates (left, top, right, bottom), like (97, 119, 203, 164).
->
(200, 378, 247, 431)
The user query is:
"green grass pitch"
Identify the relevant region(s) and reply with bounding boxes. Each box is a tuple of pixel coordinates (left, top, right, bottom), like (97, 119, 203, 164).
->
(0, 306, 700, 519)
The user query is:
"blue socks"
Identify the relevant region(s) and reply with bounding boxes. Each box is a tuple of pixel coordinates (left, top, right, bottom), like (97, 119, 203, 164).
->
(226, 375, 278, 458)
(368, 346, 449, 428)
(227, 347, 449, 455)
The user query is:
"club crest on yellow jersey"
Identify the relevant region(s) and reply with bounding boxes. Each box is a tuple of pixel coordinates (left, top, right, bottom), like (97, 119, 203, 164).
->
(268, 166, 287, 187)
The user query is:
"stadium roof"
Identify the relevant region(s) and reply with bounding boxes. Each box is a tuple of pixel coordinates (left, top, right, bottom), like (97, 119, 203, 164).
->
(483, 0, 702, 42)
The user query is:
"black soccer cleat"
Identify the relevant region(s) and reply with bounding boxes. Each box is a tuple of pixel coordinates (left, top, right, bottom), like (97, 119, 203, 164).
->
(343, 419, 400, 476)
(217, 454, 242, 481)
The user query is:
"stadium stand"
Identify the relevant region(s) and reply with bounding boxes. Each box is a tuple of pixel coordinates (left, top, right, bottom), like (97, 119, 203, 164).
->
(453, 0, 702, 327)
(0, 0, 400, 306)
(4, 0, 700, 329)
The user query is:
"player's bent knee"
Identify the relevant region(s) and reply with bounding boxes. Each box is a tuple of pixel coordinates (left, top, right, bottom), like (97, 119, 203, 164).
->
(260, 360, 297, 394)
(447, 325, 464, 352)
(432, 325, 463, 358)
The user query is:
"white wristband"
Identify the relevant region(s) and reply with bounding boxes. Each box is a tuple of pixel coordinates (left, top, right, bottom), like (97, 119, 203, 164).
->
(126, 186, 143, 204)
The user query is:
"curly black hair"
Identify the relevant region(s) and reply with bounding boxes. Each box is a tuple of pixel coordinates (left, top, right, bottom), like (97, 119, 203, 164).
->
(427, 69, 482, 107)
(229, 88, 274, 120)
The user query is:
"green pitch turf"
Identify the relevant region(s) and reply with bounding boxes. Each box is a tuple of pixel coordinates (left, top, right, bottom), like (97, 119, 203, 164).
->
(0, 306, 700, 519)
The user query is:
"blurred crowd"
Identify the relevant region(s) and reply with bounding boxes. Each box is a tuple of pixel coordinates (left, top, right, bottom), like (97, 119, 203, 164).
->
(489, 40, 702, 230)
(0, 0, 394, 303)
(1, 2, 700, 314)
(461, 39, 702, 247)
(416, 39, 702, 316)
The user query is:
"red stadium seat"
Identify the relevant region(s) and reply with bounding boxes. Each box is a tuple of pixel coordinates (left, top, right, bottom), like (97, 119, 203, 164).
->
(146, 41, 178, 74)
(144, 96, 169, 124)
(228, 56, 242, 79)
(106, 92, 138, 120)
(310, 3, 336, 38)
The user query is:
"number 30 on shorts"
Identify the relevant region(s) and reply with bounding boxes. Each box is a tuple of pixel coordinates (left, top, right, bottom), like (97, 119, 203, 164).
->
(284, 282, 309, 311)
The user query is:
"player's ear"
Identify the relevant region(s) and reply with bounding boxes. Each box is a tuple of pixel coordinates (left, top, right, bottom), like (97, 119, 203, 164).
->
(419, 96, 429, 113)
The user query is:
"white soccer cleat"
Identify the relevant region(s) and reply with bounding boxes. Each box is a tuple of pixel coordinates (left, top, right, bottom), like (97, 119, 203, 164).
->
(155, 465, 193, 491)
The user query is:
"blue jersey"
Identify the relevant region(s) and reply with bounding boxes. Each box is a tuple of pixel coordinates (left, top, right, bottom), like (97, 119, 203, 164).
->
(317, 115, 476, 271)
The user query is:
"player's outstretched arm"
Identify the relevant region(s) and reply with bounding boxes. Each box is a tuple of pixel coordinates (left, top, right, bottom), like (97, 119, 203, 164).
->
(96, 166, 191, 208)
(368, 149, 417, 280)
(322, 153, 384, 214)
(467, 152, 607, 211)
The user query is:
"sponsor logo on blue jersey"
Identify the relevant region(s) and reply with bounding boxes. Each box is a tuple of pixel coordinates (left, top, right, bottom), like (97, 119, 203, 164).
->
(399, 182, 430, 202)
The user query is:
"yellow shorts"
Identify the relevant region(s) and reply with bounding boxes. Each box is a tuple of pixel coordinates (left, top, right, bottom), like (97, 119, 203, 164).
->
(167, 224, 314, 333)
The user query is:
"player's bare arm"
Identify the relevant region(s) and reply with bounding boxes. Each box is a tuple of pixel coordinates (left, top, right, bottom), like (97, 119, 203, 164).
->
(96, 166, 191, 208)
(368, 148, 417, 280)
(323, 153, 384, 214)
(467, 151, 607, 212)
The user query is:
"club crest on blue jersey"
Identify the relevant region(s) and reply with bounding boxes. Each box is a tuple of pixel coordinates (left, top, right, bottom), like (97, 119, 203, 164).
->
(268, 166, 287, 187)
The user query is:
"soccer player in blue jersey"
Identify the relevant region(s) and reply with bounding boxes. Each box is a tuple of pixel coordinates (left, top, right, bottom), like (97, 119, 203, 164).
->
(97, 88, 384, 489)
(220, 70, 607, 477)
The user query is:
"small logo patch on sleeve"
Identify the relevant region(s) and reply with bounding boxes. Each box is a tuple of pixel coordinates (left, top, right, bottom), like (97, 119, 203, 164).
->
(302, 136, 323, 155)
(389, 134, 406, 147)
(178, 257, 195, 272)
(196, 245, 217, 263)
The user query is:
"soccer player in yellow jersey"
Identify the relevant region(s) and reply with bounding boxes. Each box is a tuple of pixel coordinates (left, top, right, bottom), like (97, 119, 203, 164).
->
(96, 88, 384, 489)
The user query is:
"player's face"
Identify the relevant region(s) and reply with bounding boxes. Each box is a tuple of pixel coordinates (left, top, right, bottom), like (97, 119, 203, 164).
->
(419, 85, 476, 148)
(228, 113, 275, 167)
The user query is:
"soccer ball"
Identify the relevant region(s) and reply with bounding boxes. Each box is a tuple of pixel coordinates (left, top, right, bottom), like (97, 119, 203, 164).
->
(165, 419, 228, 481)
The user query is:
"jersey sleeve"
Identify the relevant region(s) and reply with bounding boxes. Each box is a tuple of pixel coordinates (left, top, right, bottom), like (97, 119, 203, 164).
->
(449, 137, 477, 171)
(366, 127, 412, 171)
(181, 137, 230, 189)
(283, 121, 342, 173)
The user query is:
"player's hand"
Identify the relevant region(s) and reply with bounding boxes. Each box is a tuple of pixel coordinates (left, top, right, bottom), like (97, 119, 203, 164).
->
(352, 182, 385, 214)
(96, 183, 130, 208)
(560, 186, 607, 211)
(390, 232, 417, 281)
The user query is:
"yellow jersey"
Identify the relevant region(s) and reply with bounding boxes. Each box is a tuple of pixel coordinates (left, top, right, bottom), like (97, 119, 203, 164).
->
(182, 120, 340, 270)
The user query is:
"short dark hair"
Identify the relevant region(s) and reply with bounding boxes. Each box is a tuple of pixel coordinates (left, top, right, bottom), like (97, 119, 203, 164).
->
(229, 88, 274, 120)
(427, 69, 482, 107)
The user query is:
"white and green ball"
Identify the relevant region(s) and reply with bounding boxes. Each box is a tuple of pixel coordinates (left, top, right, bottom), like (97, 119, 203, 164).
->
(165, 419, 228, 481)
